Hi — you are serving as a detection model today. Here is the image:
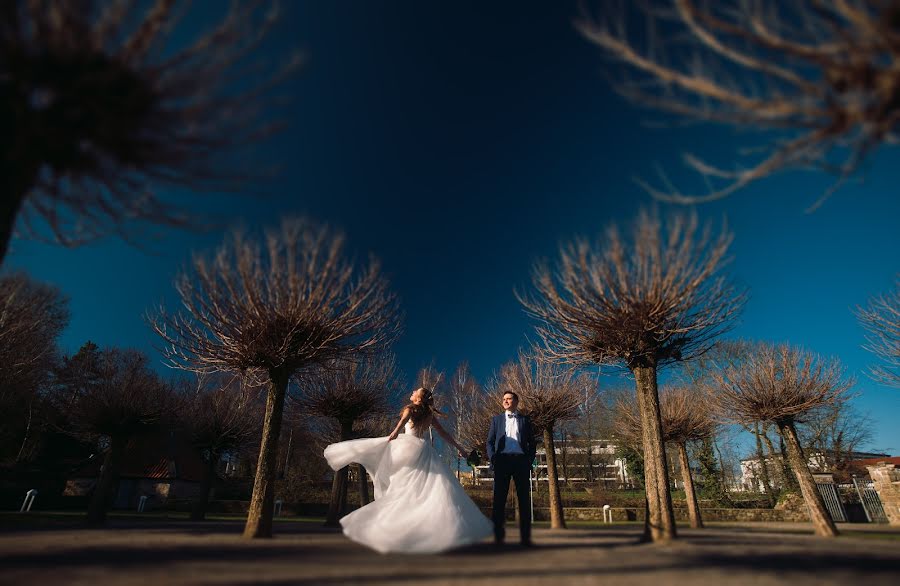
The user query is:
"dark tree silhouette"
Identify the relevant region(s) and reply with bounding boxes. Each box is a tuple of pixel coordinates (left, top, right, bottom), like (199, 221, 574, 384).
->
(180, 373, 262, 521)
(58, 346, 174, 525)
(0, 273, 68, 463)
(0, 0, 299, 263)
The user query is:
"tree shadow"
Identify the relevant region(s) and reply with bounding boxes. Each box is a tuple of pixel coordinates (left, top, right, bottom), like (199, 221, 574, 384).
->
(1, 542, 338, 570)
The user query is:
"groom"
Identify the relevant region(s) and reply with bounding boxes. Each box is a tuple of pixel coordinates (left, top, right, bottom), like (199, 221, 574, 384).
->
(486, 390, 537, 547)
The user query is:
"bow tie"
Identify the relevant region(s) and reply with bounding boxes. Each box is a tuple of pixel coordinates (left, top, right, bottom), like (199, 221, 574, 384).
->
(506, 413, 517, 419)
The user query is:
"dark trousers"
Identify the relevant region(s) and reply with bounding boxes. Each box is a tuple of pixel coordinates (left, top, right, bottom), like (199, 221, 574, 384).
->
(491, 453, 531, 544)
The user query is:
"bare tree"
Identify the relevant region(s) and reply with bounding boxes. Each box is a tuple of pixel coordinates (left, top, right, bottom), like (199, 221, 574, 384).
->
(496, 347, 587, 529)
(745, 422, 777, 506)
(616, 384, 715, 528)
(0, 273, 68, 463)
(576, 1, 900, 210)
(58, 346, 175, 525)
(293, 354, 398, 527)
(151, 218, 400, 538)
(856, 279, 900, 387)
(664, 386, 716, 528)
(711, 343, 854, 537)
(799, 403, 875, 481)
(518, 208, 745, 542)
(566, 376, 607, 483)
(0, 1, 300, 263)
(180, 373, 262, 521)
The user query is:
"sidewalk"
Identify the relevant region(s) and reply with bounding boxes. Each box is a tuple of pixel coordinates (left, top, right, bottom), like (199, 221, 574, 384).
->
(1, 520, 898, 585)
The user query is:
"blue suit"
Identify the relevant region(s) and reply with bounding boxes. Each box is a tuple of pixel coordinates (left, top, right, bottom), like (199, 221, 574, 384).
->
(486, 413, 536, 545)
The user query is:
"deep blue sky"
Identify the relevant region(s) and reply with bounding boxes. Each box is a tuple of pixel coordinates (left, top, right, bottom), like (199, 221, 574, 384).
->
(6, 1, 899, 455)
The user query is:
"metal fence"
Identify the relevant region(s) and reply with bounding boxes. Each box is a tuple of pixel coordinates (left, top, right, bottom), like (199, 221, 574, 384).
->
(816, 482, 848, 522)
(853, 477, 889, 523)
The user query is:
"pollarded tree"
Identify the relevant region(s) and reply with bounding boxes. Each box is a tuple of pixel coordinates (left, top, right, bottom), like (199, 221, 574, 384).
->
(711, 343, 854, 537)
(518, 209, 745, 542)
(60, 346, 175, 525)
(294, 354, 398, 527)
(180, 373, 262, 521)
(856, 279, 900, 387)
(616, 385, 716, 529)
(0, 1, 299, 264)
(0, 273, 68, 463)
(576, 1, 900, 210)
(496, 347, 587, 529)
(151, 217, 400, 538)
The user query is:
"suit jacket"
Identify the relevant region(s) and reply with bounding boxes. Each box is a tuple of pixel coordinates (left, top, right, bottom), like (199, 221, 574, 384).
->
(486, 413, 537, 468)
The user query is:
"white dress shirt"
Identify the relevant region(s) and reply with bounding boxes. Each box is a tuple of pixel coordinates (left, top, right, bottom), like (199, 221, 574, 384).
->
(502, 410, 524, 454)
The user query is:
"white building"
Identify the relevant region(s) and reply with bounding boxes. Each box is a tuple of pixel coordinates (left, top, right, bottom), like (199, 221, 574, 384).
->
(740, 450, 891, 491)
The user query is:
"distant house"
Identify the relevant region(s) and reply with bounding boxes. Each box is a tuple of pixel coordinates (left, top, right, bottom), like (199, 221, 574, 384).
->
(740, 450, 892, 491)
(64, 429, 206, 509)
(474, 438, 633, 488)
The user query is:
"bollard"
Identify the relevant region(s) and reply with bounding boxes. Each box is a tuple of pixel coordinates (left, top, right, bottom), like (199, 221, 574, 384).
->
(137, 495, 149, 513)
(274, 498, 283, 517)
(602, 504, 612, 523)
(20, 489, 38, 513)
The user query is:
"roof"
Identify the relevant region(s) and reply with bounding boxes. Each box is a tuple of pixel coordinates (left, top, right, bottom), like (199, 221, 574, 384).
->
(848, 456, 900, 467)
(70, 430, 206, 482)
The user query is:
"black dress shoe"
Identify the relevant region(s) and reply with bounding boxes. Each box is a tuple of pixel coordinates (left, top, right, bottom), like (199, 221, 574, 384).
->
(520, 540, 536, 548)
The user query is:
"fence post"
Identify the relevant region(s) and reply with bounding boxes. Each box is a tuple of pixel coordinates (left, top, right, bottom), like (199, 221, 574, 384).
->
(20, 489, 37, 512)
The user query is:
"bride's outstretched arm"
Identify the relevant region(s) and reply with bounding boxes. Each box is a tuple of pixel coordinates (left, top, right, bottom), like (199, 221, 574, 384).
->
(431, 417, 465, 457)
(388, 408, 411, 441)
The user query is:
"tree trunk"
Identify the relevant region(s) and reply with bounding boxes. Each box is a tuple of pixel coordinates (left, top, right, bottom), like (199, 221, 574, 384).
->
(242, 370, 289, 539)
(325, 419, 354, 527)
(15, 398, 34, 463)
(192, 450, 219, 521)
(677, 442, 703, 529)
(0, 164, 32, 265)
(753, 423, 776, 507)
(632, 364, 677, 542)
(778, 419, 839, 537)
(358, 464, 370, 506)
(760, 428, 784, 491)
(543, 426, 566, 529)
(776, 433, 800, 494)
(87, 437, 125, 526)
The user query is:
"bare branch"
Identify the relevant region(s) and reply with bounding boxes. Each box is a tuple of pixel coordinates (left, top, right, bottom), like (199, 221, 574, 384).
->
(150, 217, 401, 377)
(710, 343, 855, 425)
(576, 0, 900, 208)
(518, 208, 746, 370)
(495, 345, 586, 432)
(856, 277, 900, 387)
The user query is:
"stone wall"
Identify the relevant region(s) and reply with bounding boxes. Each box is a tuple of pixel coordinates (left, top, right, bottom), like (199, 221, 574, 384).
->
(867, 463, 900, 525)
(480, 506, 810, 523)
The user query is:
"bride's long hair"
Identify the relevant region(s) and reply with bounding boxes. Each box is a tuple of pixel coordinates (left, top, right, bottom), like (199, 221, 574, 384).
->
(404, 386, 439, 428)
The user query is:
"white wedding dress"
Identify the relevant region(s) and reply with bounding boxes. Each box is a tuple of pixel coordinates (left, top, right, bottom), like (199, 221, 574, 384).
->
(323, 420, 493, 554)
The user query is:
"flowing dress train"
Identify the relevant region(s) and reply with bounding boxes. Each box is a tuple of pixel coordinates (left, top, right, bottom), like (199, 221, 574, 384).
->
(323, 421, 492, 554)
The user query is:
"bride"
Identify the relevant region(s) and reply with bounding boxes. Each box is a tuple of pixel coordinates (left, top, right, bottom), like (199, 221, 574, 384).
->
(323, 386, 493, 554)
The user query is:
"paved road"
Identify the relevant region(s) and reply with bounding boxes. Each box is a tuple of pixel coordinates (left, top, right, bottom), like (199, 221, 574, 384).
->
(1, 520, 898, 585)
